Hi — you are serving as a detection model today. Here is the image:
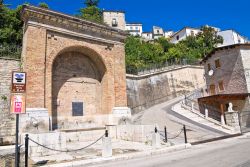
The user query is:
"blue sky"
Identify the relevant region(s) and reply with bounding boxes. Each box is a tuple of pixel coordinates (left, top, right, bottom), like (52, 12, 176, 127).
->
(6, 0, 250, 39)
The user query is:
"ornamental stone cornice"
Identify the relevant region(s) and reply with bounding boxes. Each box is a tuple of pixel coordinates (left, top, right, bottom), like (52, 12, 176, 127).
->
(21, 5, 128, 44)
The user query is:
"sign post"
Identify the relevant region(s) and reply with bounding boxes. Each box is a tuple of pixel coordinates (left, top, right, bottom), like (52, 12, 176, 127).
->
(15, 114, 19, 167)
(11, 72, 26, 167)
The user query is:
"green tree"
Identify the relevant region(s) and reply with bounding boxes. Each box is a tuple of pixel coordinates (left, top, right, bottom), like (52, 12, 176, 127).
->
(84, 0, 99, 7)
(155, 37, 174, 52)
(125, 26, 224, 71)
(125, 35, 165, 72)
(0, 3, 23, 45)
(38, 2, 49, 9)
(196, 26, 223, 57)
(164, 26, 223, 62)
(79, 0, 103, 24)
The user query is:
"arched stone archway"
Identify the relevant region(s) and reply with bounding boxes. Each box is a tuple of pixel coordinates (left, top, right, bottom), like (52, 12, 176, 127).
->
(52, 51, 105, 129)
(21, 5, 130, 131)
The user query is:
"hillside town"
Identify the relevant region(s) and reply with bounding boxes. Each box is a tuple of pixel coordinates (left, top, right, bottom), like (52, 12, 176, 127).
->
(103, 10, 248, 46)
(0, 0, 250, 167)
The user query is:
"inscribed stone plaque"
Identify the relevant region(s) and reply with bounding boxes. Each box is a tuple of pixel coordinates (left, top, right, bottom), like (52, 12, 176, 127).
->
(72, 102, 83, 116)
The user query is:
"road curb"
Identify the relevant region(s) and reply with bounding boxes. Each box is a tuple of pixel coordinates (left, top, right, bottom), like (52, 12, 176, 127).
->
(191, 133, 242, 145)
(44, 143, 191, 167)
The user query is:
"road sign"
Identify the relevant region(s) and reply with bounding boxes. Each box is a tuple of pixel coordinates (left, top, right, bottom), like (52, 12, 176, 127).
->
(10, 94, 26, 114)
(11, 72, 26, 93)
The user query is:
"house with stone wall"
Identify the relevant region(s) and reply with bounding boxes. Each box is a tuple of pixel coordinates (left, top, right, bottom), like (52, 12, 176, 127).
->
(199, 44, 250, 125)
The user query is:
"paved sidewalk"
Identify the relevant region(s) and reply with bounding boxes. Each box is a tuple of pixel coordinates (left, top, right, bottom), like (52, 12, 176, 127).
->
(29, 139, 173, 166)
(172, 102, 235, 134)
(43, 143, 191, 167)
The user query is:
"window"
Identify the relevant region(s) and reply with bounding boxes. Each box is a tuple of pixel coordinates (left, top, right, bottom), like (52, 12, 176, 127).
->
(191, 31, 195, 36)
(176, 35, 179, 40)
(210, 84, 216, 95)
(215, 59, 221, 68)
(218, 81, 225, 91)
(135, 27, 138, 30)
(207, 63, 211, 71)
(130, 26, 133, 30)
(112, 18, 118, 27)
(157, 30, 160, 34)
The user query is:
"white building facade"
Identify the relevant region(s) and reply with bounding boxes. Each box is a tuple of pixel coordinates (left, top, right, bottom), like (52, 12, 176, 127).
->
(217, 30, 248, 47)
(152, 26, 165, 39)
(170, 27, 201, 44)
(141, 32, 153, 41)
(164, 31, 174, 38)
(125, 23, 143, 36)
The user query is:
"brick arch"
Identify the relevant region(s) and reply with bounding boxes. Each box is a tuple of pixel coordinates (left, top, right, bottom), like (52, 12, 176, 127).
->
(22, 5, 129, 130)
(53, 45, 107, 77)
(45, 40, 116, 128)
(50, 46, 109, 129)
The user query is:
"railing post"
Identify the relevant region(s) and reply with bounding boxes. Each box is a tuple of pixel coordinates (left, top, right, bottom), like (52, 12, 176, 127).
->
(183, 125, 188, 144)
(238, 112, 243, 134)
(154, 126, 158, 133)
(164, 126, 168, 143)
(15, 114, 20, 167)
(105, 129, 108, 137)
(191, 102, 194, 112)
(152, 126, 160, 148)
(25, 134, 29, 167)
(205, 108, 208, 119)
(102, 129, 112, 157)
(221, 114, 225, 125)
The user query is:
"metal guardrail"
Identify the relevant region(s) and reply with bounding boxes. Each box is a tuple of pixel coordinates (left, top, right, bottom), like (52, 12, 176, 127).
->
(200, 104, 221, 122)
(183, 89, 222, 122)
(126, 59, 200, 75)
(0, 45, 21, 59)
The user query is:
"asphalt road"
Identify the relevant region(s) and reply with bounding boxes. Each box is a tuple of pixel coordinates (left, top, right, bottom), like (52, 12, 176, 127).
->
(133, 96, 225, 144)
(86, 135, 250, 167)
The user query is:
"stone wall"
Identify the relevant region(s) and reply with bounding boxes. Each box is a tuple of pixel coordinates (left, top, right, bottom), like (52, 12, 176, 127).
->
(240, 46, 250, 94)
(0, 58, 20, 144)
(204, 47, 247, 95)
(108, 125, 155, 143)
(126, 65, 205, 114)
(103, 11, 126, 30)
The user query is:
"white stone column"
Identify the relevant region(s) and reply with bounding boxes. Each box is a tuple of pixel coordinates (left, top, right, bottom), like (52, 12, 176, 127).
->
(205, 109, 208, 119)
(191, 102, 194, 112)
(152, 130, 161, 149)
(221, 114, 225, 125)
(102, 136, 112, 158)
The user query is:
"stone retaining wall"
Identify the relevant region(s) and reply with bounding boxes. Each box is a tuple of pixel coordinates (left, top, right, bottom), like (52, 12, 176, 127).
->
(0, 58, 20, 145)
(126, 65, 205, 114)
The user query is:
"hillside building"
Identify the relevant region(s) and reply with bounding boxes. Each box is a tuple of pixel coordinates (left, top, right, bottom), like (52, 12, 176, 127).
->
(125, 23, 143, 36)
(170, 27, 201, 44)
(198, 44, 250, 124)
(103, 10, 126, 30)
(217, 30, 248, 47)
